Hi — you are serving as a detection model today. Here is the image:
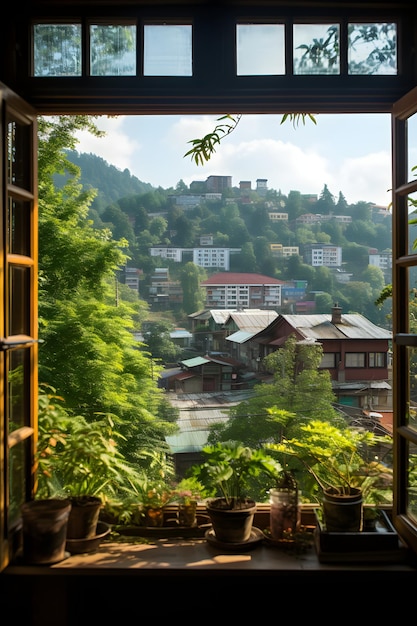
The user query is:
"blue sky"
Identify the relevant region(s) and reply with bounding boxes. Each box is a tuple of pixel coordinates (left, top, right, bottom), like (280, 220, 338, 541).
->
(75, 113, 396, 207)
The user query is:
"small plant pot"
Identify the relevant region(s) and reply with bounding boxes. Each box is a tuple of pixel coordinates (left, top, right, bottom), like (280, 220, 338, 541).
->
(206, 498, 256, 543)
(21, 498, 72, 564)
(322, 487, 363, 532)
(66, 496, 102, 539)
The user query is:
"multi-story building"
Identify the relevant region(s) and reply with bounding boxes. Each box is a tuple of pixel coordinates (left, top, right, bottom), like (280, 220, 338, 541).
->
(201, 272, 284, 309)
(149, 246, 241, 270)
(269, 243, 299, 257)
(303, 242, 342, 267)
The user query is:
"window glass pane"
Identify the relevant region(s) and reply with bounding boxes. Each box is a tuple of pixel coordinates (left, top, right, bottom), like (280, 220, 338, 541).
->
(8, 441, 27, 528)
(408, 347, 417, 432)
(348, 23, 397, 75)
(9, 349, 27, 431)
(90, 24, 136, 76)
(319, 353, 336, 368)
(236, 24, 285, 76)
(408, 191, 417, 255)
(9, 198, 31, 256)
(33, 24, 82, 77)
(144, 25, 192, 76)
(407, 446, 417, 525)
(10, 266, 30, 336)
(345, 353, 365, 367)
(407, 113, 417, 183)
(7, 119, 31, 189)
(369, 352, 385, 367)
(293, 24, 339, 75)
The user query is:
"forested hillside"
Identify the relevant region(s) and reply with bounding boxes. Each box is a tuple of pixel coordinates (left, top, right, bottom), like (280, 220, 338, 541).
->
(65, 150, 393, 327)
(64, 150, 155, 213)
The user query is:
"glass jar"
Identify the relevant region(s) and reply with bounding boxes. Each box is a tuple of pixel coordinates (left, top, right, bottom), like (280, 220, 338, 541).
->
(269, 472, 301, 540)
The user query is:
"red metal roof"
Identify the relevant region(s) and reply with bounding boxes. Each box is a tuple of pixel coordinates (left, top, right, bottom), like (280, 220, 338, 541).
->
(201, 272, 284, 286)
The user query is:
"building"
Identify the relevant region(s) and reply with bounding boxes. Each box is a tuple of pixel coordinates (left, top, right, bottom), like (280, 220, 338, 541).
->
(149, 245, 241, 270)
(236, 303, 392, 409)
(303, 242, 343, 267)
(201, 272, 284, 309)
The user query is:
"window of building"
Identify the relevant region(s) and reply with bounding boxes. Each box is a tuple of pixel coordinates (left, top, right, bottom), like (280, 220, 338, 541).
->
(369, 352, 386, 367)
(345, 353, 366, 367)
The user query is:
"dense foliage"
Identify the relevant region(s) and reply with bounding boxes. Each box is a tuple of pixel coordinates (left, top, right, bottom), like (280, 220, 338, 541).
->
(37, 116, 178, 473)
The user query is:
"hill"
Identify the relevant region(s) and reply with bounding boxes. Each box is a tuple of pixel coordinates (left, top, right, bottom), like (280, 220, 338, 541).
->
(65, 150, 155, 212)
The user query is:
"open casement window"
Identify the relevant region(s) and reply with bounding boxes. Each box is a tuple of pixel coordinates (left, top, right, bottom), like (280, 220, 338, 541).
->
(391, 87, 417, 554)
(0, 86, 38, 571)
(2, 0, 417, 572)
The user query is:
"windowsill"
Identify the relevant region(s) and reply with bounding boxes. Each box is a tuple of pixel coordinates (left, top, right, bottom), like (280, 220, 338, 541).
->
(2, 505, 417, 622)
(4, 505, 417, 577)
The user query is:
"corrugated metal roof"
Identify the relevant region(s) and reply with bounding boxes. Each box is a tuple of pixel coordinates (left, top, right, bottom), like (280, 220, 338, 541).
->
(165, 390, 255, 454)
(179, 356, 210, 367)
(201, 272, 284, 286)
(170, 329, 192, 339)
(227, 310, 278, 331)
(210, 309, 235, 324)
(281, 314, 392, 340)
(226, 330, 255, 344)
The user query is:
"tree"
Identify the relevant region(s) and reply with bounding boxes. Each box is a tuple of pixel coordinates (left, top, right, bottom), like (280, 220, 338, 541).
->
(37, 116, 178, 467)
(207, 336, 343, 448)
(142, 322, 182, 364)
(180, 262, 205, 314)
(315, 184, 336, 214)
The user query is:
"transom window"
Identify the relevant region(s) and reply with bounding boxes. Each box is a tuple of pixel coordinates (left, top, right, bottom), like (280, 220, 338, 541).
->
(32, 21, 397, 78)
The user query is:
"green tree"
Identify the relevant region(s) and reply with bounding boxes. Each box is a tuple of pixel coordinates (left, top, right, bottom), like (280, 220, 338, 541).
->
(142, 321, 182, 364)
(208, 336, 342, 448)
(37, 116, 178, 467)
(180, 262, 205, 314)
(315, 184, 336, 214)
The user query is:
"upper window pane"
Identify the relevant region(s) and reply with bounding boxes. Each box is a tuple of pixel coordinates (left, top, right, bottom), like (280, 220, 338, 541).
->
(33, 24, 82, 77)
(348, 23, 397, 75)
(293, 24, 339, 75)
(143, 24, 192, 76)
(236, 24, 285, 76)
(90, 24, 136, 76)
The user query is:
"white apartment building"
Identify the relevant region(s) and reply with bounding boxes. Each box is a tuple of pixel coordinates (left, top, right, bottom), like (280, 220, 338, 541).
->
(149, 246, 241, 271)
(369, 250, 393, 271)
(304, 243, 343, 267)
(201, 272, 283, 309)
(192, 248, 240, 270)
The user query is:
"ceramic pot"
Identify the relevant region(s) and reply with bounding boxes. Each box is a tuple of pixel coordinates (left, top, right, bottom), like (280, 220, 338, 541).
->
(206, 497, 256, 543)
(322, 487, 363, 532)
(21, 498, 71, 564)
(66, 496, 102, 539)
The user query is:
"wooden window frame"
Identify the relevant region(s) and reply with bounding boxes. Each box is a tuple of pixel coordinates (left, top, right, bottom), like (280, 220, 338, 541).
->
(1, 0, 417, 569)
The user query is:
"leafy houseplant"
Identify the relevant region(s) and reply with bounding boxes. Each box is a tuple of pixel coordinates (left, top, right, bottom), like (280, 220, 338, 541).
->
(35, 387, 143, 540)
(191, 440, 282, 542)
(267, 420, 393, 532)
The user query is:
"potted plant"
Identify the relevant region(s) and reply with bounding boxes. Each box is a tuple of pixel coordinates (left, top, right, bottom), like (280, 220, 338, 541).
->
(34, 390, 141, 544)
(267, 419, 393, 532)
(172, 476, 206, 527)
(190, 440, 282, 543)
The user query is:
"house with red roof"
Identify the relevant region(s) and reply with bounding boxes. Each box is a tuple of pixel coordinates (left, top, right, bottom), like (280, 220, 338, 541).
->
(200, 272, 285, 309)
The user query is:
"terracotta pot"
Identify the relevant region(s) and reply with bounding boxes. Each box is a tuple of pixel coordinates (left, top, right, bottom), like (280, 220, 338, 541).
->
(21, 498, 71, 564)
(322, 487, 363, 532)
(206, 497, 256, 543)
(143, 506, 164, 527)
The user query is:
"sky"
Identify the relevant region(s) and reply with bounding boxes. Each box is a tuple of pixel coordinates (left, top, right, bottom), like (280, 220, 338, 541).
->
(74, 113, 396, 208)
